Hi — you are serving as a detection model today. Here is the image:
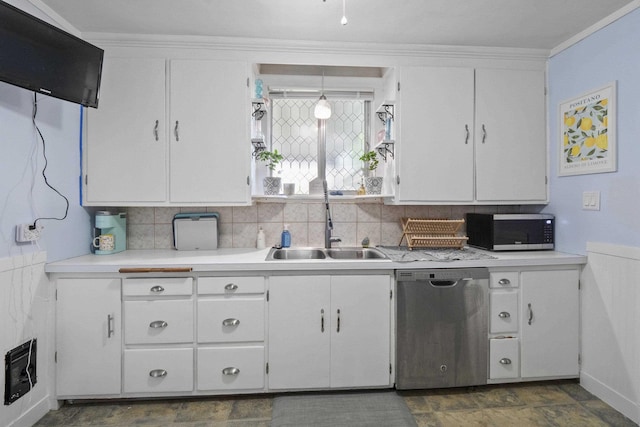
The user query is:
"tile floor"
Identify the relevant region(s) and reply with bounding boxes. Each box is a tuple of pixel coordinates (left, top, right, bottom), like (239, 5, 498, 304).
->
(35, 381, 637, 427)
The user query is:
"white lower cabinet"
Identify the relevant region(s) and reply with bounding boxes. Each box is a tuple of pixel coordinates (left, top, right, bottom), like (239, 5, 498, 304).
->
(124, 348, 194, 393)
(196, 276, 266, 392)
(520, 269, 580, 378)
(124, 299, 194, 344)
(122, 278, 195, 395)
(197, 346, 265, 391)
(56, 278, 122, 397)
(490, 290, 519, 334)
(489, 338, 519, 380)
(268, 274, 392, 390)
(488, 267, 580, 383)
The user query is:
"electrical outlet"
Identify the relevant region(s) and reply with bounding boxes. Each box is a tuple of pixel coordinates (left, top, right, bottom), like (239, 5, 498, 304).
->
(15, 224, 42, 242)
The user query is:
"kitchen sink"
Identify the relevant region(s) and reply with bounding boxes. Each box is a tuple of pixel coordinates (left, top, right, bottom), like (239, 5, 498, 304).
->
(266, 247, 388, 261)
(268, 248, 327, 260)
(326, 247, 388, 259)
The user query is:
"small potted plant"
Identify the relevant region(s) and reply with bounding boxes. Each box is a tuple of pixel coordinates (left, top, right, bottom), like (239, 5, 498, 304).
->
(359, 150, 383, 195)
(257, 149, 284, 195)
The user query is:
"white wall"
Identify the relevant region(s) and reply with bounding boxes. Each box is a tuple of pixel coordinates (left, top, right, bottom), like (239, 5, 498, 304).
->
(0, 2, 92, 426)
(581, 243, 640, 423)
(0, 252, 52, 427)
(546, 9, 640, 423)
(545, 9, 640, 255)
(0, 3, 92, 263)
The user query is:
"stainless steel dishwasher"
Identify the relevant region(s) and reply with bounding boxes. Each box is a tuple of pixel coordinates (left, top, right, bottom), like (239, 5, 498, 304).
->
(396, 268, 489, 389)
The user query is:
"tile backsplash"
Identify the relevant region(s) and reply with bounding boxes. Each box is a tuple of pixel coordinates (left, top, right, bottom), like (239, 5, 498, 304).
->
(123, 201, 528, 250)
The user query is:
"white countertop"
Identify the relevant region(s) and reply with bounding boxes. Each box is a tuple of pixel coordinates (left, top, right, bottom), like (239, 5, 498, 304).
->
(45, 247, 587, 274)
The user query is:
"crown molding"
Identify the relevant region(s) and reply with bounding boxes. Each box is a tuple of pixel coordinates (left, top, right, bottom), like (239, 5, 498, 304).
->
(84, 32, 550, 63)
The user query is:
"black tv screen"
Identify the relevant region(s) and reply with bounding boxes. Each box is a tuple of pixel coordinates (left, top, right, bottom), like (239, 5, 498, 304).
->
(0, 2, 103, 108)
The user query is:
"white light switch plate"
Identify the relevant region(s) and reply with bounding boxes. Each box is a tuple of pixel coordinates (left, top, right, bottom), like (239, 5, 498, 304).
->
(582, 191, 601, 210)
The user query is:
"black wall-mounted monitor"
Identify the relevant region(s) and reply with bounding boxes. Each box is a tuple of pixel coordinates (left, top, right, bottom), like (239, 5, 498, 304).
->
(0, 2, 103, 108)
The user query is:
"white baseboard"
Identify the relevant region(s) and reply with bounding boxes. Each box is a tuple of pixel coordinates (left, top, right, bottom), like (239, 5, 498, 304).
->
(581, 371, 639, 424)
(7, 395, 52, 427)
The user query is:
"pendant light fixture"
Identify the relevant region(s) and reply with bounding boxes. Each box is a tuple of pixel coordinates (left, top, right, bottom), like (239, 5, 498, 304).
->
(314, 71, 331, 120)
(341, 0, 348, 25)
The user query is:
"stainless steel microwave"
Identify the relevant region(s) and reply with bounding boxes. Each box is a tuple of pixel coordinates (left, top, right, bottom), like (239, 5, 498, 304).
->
(466, 213, 554, 251)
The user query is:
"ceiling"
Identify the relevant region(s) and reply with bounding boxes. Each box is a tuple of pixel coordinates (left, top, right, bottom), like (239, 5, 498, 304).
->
(37, 0, 635, 51)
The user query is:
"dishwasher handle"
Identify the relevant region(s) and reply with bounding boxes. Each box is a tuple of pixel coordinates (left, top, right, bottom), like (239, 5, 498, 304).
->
(428, 278, 472, 288)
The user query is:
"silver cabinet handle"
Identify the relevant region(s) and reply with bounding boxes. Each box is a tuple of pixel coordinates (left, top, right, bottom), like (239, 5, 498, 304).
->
(149, 369, 167, 378)
(336, 309, 341, 333)
(222, 367, 240, 376)
(225, 283, 238, 291)
(498, 311, 511, 319)
(222, 318, 240, 327)
(498, 278, 511, 286)
(528, 303, 533, 325)
(107, 314, 114, 338)
(321, 308, 325, 333)
(482, 124, 487, 143)
(174, 120, 179, 141)
(499, 358, 512, 365)
(153, 120, 159, 141)
(150, 285, 164, 293)
(149, 320, 168, 329)
(464, 124, 469, 144)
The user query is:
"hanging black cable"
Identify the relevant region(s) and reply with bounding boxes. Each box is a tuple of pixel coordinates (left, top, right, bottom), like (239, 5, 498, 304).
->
(31, 93, 69, 229)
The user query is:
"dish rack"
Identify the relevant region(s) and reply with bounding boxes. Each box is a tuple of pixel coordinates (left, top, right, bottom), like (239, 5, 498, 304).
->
(399, 218, 468, 250)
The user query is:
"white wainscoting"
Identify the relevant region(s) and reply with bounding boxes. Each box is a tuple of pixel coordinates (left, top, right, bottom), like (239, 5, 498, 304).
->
(581, 242, 640, 424)
(0, 251, 54, 427)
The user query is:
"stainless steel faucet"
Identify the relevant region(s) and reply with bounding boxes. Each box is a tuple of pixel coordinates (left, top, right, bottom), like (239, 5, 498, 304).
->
(323, 180, 341, 248)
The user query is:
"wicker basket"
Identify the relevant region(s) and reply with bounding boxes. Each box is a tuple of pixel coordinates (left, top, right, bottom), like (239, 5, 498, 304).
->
(399, 218, 468, 250)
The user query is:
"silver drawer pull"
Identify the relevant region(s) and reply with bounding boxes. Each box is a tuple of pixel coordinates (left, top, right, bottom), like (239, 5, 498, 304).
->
(150, 285, 165, 293)
(149, 369, 167, 378)
(222, 367, 240, 376)
(107, 314, 115, 338)
(498, 311, 511, 319)
(498, 278, 511, 286)
(149, 320, 168, 329)
(225, 283, 238, 291)
(499, 358, 512, 365)
(222, 318, 240, 327)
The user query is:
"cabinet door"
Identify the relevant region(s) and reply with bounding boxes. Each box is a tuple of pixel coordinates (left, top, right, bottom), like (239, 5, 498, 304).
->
(330, 275, 391, 388)
(397, 66, 474, 202)
(85, 57, 167, 204)
(56, 278, 121, 396)
(520, 269, 579, 378)
(268, 276, 331, 389)
(169, 60, 250, 203)
(475, 68, 547, 202)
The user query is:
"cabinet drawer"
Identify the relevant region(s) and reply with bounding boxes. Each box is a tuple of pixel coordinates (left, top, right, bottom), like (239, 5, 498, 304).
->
(123, 278, 193, 297)
(197, 346, 264, 391)
(489, 338, 519, 379)
(198, 277, 264, 295)
(124, 348, 193, 393)
(198, 298, 264, 343)
(124, 300, 193, 344)
(490, 272, 519, 289)
(490, 290, 519, 334)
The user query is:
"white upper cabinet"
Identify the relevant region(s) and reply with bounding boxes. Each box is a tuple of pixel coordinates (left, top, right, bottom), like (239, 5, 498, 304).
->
(396, 66, 475, 203)
(475, 68, 547, 202)
(84, 57, 251, 206)
(85, 57, 167, 204)
(169, 60, 250, 204)
(394, 66, 547, 204)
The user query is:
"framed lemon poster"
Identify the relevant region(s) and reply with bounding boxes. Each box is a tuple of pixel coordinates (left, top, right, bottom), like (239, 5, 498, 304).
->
(559, 81, 617, 176)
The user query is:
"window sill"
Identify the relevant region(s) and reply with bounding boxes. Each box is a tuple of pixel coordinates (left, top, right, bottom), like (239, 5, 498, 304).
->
(251, 194, 393, 203)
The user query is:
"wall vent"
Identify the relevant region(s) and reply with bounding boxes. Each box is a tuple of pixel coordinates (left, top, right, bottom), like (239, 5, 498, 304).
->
(4, 339, 37, 405)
